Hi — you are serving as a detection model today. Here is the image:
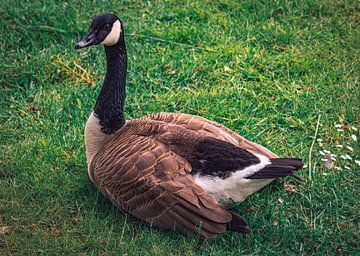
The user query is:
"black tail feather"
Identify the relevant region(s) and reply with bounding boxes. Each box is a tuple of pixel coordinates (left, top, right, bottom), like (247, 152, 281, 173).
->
(247, 158, 303, 179)
(227, 211, 251, 234)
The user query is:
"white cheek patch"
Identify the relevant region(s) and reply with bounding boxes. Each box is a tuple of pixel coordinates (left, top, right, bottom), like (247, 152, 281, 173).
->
(101, 20, 121, 46)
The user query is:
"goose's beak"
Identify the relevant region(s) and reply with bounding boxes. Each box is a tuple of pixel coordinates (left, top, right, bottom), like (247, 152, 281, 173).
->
(75, 31, 98, 49)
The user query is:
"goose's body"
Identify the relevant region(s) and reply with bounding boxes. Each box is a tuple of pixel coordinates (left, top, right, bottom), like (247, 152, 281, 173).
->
(76, 13, 303, 238)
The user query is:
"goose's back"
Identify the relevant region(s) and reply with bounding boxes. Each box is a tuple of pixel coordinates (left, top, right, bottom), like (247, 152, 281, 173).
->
(88, 112, 281, 237)
(146, 112, 277, 158)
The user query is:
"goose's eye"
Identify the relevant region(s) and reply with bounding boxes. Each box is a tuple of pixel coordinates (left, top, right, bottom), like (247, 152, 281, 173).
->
(104, 24, 111, 31)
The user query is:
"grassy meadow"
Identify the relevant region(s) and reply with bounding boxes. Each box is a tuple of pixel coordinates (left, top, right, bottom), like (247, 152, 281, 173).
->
(1, 0, 359, 255)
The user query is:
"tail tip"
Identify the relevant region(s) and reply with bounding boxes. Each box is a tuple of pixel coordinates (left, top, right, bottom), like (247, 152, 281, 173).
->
(227, 211, 251, 234)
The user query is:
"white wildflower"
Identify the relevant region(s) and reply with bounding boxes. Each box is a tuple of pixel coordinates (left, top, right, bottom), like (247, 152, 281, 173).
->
(317, 138, 322, 142)
(337, 129, 344, 132)
(345, 154, 352, 160)
(319, 142, 323, 147)
(351, 134, 357, 141)
(319, 151, 325, 156)
(303, 164, 308, 168)
(223, 65, 232, 72)
(324, 150, 331, 154)
(340, 155, 347, 160)
(346, 146, 354, 152)
(344, 166, 351, 170)
(355, 160, 360, 166)
(321, 158, 327, 162)
(351, 126, 357, 131)
(336, 145, 343, 148)
(331, 157, 336, 161)
(331, 154, 337, 157)
(335, 166, 342, 170)
(335, 124, 342, 128)
(278, 198, 284, 204)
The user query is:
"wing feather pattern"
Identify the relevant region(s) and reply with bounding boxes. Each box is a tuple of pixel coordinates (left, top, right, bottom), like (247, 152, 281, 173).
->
(146, 112, 278, 158)
(90, 122, 247, 238)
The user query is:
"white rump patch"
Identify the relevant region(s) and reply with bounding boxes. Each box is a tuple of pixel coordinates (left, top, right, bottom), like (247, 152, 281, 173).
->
(101, 20, 121, 46)
(193, 153, 273, 207)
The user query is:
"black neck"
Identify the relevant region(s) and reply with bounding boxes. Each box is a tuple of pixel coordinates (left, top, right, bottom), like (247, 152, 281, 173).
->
(94, 36, 127, 134)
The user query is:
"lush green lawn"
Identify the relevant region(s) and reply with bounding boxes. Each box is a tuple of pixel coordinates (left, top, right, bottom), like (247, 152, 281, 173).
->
(1, 0, 359, 255)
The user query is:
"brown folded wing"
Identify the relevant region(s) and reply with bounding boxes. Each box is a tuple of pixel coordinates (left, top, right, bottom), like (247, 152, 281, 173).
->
(89, 121, 234, 238)
(146, 112, 278, 158)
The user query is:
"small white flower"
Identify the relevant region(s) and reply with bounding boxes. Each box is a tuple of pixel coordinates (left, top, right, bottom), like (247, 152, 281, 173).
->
(278, 198, 284, 204)
(336, 145, 344, 148)
(319, 151, 325, 156)
(331, 154, 337, 157)
(346, 146, 354, 152)
(317, 138, 322, 142)
(335, 124, 342, 128)
(351, 126, 357, 131)
(322, 173, 328, 176)
(351, 134, 357, 141)
(319, 142, 323, 147)
(303, 164, 308, 168)
(321, 158, 327, 162)
(344, 166, 351, 170)
(340, 155, 347, 160)
(345, 154, 352, 160)
(355, 160, 360, 166)
(331, 157, 336, 161)
(335, 166, 342, 170)
(324, 150, 331, 154)
(223, 65, 232, 72)
(337, 129, 344, 132)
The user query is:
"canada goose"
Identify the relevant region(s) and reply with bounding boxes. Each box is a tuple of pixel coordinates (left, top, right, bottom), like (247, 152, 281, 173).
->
(75, 13, 303, 239)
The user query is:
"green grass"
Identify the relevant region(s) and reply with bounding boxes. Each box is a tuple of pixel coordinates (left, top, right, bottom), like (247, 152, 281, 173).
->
(1, 0, 359, 255)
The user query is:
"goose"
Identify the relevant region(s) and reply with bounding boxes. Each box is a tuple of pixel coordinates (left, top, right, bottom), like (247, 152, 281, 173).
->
(75, 13, 303, 239)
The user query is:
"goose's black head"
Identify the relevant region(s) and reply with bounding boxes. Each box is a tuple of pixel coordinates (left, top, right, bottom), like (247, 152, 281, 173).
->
(75, 13, 123, 49)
